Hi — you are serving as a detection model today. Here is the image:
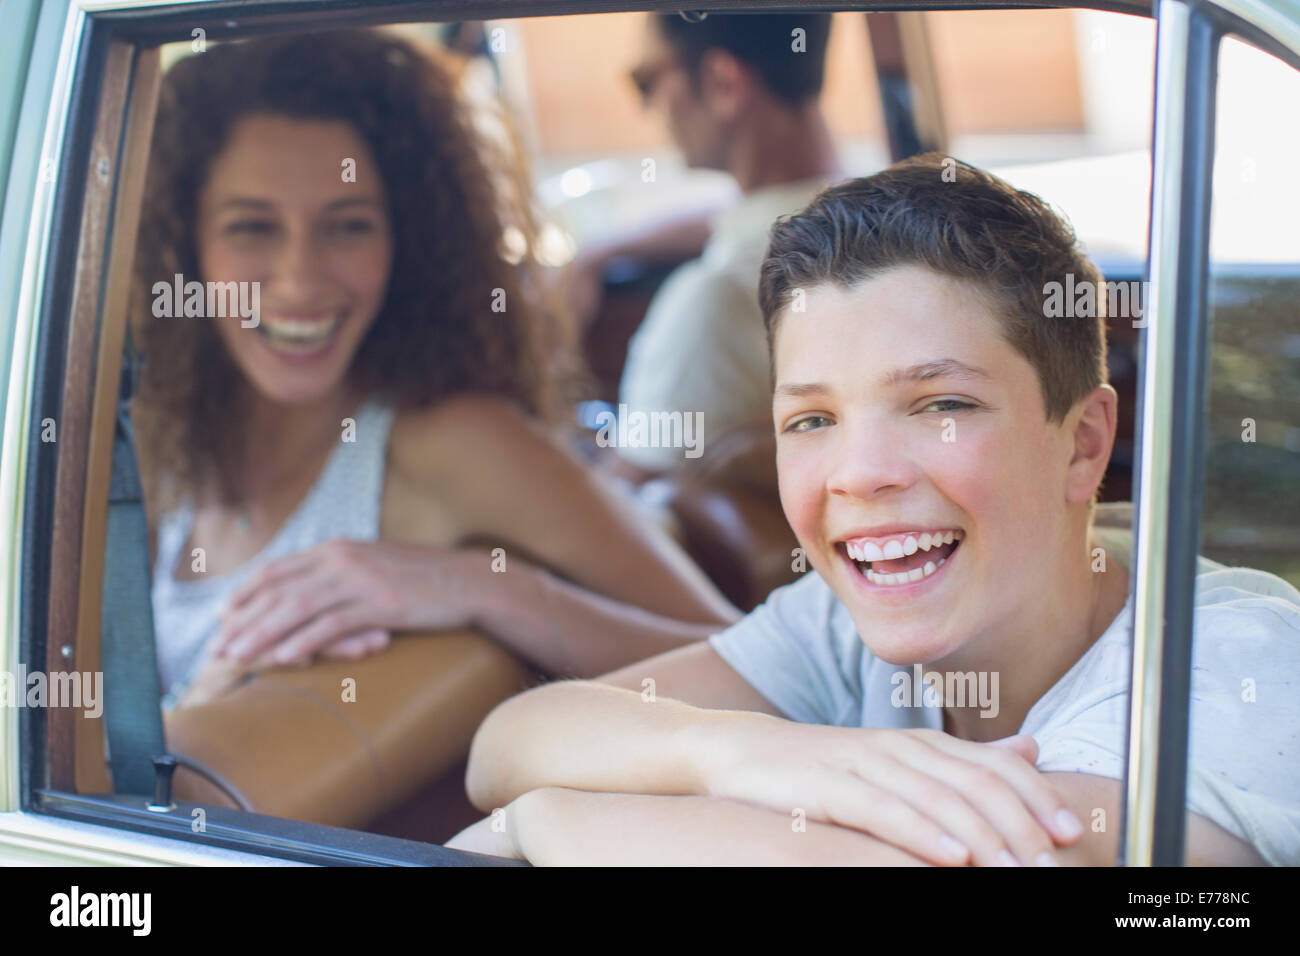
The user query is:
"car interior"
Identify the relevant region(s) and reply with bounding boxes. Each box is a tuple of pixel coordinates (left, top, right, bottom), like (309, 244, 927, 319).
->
(14, 2, 1298, 865)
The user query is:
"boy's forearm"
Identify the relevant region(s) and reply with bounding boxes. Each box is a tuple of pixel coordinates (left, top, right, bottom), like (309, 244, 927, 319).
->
(464, 680, 767, 811)
(510, 788, 931, 866)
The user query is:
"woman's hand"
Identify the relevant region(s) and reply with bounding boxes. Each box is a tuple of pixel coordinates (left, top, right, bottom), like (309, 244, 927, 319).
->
(175, 628, 392, 710)
(212, 539, 488, 667)
(696, 719, 1083, 867)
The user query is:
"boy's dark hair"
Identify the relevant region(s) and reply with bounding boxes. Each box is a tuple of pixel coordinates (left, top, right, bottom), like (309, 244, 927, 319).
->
(758, 153, 1109, 423)
(655, 13, 832, 108)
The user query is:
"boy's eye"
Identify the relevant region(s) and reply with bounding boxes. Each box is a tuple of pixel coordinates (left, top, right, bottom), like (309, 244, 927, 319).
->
(784, 415, 831, 433)
(921, 398, 976, 414)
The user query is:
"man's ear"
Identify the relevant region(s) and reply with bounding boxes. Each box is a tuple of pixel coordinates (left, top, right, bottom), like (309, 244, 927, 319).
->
(696, 48, 752, 119)
(1065, 384, 1118, 505)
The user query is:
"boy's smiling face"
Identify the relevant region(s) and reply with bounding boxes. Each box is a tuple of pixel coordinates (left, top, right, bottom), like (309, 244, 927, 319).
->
(773, 264, 1091, 666)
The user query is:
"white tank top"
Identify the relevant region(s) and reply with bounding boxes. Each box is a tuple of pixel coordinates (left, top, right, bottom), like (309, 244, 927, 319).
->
(150, 399, 396, 708)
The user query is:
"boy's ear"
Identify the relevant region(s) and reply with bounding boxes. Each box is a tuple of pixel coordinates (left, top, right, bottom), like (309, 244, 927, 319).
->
(1065, 384, 1118, 505)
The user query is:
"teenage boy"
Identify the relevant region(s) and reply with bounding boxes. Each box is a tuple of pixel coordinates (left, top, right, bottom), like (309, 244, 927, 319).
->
(450, 155, 1300, 866)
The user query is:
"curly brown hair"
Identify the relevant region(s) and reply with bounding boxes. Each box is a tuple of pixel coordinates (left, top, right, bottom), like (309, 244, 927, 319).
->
(132, 28, 576, 512)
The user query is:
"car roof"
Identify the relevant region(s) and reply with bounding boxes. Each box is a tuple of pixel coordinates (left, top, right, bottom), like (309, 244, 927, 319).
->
(75, 0, 1300, 73)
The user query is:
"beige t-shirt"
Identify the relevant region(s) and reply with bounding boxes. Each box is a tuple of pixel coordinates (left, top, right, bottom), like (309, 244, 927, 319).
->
(616, 179, 829, 471)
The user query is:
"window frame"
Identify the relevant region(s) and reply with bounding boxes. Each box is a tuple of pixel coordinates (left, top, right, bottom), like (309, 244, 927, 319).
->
(1123, 0, 1300, 867)
(1, 0, 1296, 867)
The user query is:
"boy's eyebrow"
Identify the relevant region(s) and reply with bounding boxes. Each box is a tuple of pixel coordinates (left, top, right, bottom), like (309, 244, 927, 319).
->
(773, 382, 829, 399)
(883, 359, 992, 386)
(774, 360, 991, 400)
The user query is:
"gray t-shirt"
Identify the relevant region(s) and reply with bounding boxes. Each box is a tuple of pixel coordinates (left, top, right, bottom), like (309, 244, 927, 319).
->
(709, 531, 1300, 865)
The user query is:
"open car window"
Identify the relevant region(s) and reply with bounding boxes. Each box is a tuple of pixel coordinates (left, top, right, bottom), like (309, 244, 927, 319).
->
(1202, 32, 1300, 584)
(0, 0, 1295, 872)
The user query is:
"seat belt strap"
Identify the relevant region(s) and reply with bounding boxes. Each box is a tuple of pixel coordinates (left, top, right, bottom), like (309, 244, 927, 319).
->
(101, 398, 167, 794)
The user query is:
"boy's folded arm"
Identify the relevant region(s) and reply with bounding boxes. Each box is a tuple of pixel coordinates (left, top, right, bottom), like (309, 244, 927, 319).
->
(497, 773, 1266, 866)
(464, 641, 786, 811)
(467, 644, 1079, 867)
(510, 788, 930, 867)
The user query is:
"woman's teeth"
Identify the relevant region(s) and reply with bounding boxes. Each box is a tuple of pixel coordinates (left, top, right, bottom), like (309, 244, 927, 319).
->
(257, 315, 341, 353)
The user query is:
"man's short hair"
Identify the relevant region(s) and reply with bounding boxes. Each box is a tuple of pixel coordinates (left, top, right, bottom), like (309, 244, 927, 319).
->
(655, 12, 832, 109)
(758, 153, 1109, 423)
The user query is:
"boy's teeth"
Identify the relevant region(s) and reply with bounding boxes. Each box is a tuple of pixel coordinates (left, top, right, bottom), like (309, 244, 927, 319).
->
(842, 529, 965, 587)
(861, 556, 946, 586)
(844, 528, 962, 559)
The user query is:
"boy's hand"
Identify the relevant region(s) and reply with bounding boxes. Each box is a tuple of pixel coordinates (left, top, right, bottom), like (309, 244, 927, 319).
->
(445, 812, 525, 860)
(696, 719, 1083, 866)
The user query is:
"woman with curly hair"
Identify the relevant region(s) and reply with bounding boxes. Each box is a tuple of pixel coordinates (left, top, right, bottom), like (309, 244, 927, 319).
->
(133, 29, 738, 710)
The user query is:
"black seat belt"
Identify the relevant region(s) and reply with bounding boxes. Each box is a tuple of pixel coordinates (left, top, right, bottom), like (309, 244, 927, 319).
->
(100, 343, 167, 795)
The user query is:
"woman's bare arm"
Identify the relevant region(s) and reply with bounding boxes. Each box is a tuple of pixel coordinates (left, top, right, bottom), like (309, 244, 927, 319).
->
(379, 394, 742, 676)
(465, 562, 736, 676)
(392, 393, 738, 626)
(212, 391, 744, 679)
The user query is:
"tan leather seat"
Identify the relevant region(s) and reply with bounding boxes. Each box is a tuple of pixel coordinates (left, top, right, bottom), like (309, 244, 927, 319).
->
(165, 630, 529, 830)
(666, 481, 801, 611)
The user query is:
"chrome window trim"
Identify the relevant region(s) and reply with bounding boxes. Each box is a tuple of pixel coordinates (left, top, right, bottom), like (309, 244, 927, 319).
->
(0, 1, 86, 816)
(0, 809, 303, 865)
(1126, 0, 1295, 868)
(1213, 0, 1300, 55)
(1125, 0, 1190, 868)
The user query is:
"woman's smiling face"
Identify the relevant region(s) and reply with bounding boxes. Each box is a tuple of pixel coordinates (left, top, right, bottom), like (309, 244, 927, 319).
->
(195, 114, 394, 407)
(772, 264, 1081, 666)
